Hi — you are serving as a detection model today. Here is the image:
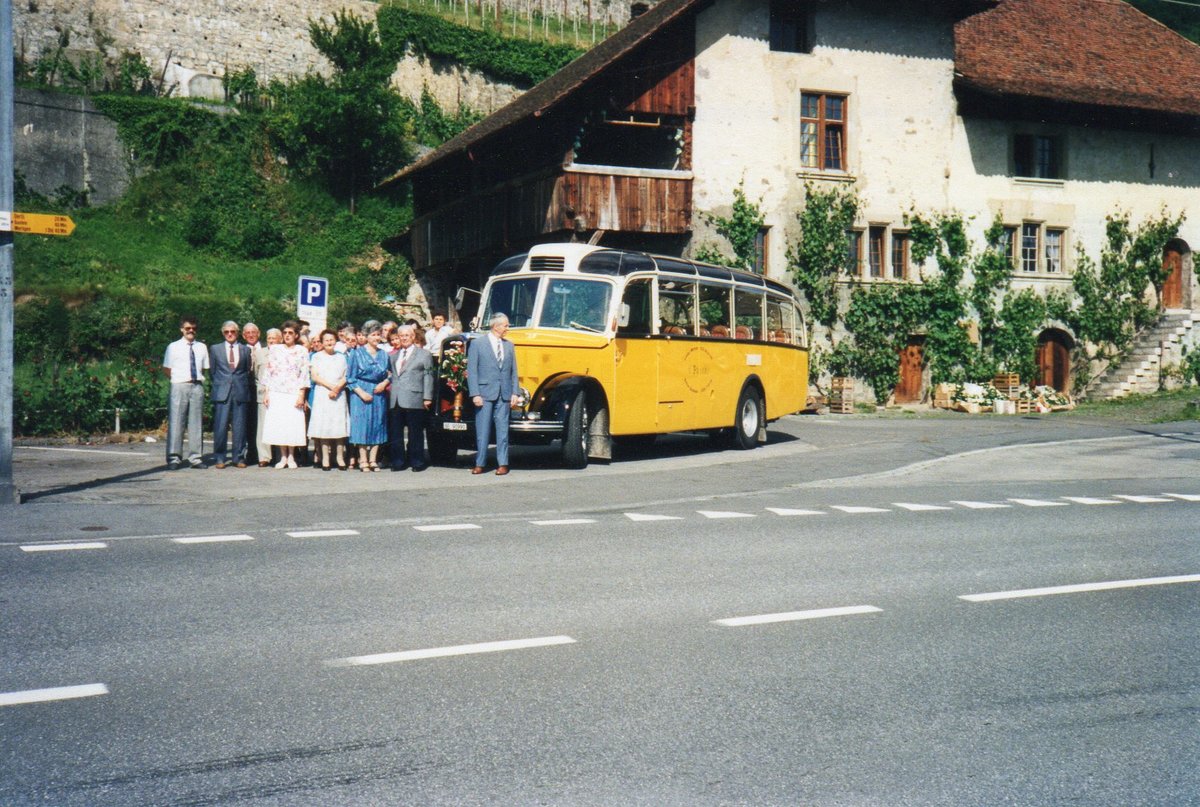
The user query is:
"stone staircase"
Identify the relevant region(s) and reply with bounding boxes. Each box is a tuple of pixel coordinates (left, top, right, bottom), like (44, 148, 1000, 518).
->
(1087, 311, 1196, 400)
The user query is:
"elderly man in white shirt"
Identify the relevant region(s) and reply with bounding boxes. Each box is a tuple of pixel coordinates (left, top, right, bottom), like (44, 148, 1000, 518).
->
(162, 315, 209, 470)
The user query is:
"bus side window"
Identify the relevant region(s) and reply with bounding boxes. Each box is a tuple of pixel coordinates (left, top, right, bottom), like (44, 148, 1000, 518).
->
(618, 278, 653, 335)
(783, 302, 800, 346)
(699, 283, 731, 338)
(766, 297, 788, 343)
(734, 288, 764, 340)
(658, 279, 696, 335)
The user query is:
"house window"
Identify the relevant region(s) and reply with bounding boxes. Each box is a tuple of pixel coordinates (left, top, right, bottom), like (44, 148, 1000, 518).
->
(1014, 134, 1063, 179)
(1045, 228, 1064, 273)
(800, 92, 846, 171)
(845, 230, 862, 275)
(1002, 226, 1018, 268)
(1021, 223, 1040, 272)
(753, 227, 769, 274)
(891, 232, 909, 280)
(770, 0, 812, 53)
(868, 226, 885, 278)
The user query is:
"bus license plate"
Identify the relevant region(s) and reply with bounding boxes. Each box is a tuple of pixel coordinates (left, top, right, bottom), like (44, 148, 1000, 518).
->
(443, 422, 468, 431)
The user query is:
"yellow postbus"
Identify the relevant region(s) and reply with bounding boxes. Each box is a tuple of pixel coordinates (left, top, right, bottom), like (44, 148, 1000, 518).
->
(429, 243, 809, 468)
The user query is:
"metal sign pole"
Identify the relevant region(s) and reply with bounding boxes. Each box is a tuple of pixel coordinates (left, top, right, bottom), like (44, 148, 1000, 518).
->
(1, 0, 20, 504)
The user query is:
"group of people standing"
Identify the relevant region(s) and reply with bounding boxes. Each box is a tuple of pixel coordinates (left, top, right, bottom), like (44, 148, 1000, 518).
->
(163, 313, 460, 473)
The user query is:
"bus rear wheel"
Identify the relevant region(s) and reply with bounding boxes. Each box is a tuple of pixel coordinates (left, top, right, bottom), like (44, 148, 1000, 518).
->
(561, 389, 589, 469)
(732, 386, 763, 450)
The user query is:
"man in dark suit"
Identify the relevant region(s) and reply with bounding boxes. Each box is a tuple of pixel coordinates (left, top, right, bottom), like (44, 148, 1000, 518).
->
(467, 313, 519, 476)
(387, 324, 434, 471)
(209, 320, 255, 468)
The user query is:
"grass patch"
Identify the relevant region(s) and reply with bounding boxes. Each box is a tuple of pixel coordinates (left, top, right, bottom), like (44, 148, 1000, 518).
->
(1070, 387, 1200, 424)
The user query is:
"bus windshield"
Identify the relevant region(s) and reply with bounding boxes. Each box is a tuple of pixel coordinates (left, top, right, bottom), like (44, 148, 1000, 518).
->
(482, 277, 539, 328)
(539, 278, 611, 332)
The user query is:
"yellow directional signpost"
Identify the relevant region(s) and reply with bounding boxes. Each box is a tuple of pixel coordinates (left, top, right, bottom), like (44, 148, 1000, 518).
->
(13, 212, 76, 236)
(1, 211, 76, 236)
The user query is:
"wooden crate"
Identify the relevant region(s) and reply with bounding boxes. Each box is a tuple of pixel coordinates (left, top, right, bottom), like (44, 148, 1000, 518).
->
(992, 373, 1021, 397)
(1015, 399, 1035, 414)
(828, 377, 854, 414)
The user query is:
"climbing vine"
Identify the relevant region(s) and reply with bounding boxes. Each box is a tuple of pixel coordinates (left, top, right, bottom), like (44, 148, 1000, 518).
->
(693, 182, 766, 271)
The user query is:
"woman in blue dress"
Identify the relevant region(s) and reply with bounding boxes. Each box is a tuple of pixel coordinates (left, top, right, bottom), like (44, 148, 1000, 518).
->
(347, 322, 390, 471)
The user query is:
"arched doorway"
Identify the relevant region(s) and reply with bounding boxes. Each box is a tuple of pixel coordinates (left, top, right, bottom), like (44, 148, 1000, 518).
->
(1036, 329, 1073, 393)
(1161, 238, 1191, 310)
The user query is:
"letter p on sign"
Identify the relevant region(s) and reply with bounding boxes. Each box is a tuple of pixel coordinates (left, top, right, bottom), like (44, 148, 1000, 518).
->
(297, 275, 329, 325)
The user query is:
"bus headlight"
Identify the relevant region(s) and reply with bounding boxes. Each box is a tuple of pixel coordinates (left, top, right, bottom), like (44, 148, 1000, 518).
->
(512, 387, 531, 412)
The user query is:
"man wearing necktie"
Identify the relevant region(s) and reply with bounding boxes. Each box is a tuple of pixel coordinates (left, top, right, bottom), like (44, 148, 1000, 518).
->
(387, 324, 434, 471)
(467, 313, 520, 476)
(162, 315, 208, 470)
(208, 320, 255, 468)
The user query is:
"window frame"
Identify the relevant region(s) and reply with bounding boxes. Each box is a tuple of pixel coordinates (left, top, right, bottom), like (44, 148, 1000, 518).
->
(1013, 133, 1064, 180)
(800, 91, 847, 172)
(890, 231, 910, 281)
(867, 225, 885, 279)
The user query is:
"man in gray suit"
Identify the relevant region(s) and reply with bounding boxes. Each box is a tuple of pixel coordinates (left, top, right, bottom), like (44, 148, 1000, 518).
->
(387, 324, 434, 471)
(467, 312, 519, 476)
(209, 320, 255, 468)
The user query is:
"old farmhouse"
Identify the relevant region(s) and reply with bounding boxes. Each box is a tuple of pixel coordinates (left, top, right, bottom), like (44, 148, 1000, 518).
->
(389, 0, 1200, 401)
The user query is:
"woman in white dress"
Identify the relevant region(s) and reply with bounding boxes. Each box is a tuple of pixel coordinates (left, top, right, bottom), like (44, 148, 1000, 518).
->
(262, 320, 310, 469)
(308, 329, 349, 470)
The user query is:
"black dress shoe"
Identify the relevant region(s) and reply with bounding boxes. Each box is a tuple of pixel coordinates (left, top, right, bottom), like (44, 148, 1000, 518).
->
(392, 464, 408, 472)
(410, 464, 427, 472)
(167, 460, 183, 471)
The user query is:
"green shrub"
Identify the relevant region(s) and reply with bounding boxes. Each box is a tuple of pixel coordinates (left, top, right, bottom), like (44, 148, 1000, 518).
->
(14, 358, 170, 436)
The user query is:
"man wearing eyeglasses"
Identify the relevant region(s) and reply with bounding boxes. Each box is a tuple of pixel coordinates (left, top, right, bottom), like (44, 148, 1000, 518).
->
(162, 315, 209, 470)
(209, 320, 255, 468)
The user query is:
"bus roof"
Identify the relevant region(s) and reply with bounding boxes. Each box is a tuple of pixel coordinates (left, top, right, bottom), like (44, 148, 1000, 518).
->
(491, 244, 799, 300)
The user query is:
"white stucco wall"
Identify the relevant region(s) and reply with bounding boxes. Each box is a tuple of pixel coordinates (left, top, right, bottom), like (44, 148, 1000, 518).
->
(691, 0, 1200, 298)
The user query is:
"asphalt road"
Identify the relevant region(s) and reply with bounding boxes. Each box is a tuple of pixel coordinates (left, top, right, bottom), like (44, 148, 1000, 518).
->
(2, 414, 1198, 805)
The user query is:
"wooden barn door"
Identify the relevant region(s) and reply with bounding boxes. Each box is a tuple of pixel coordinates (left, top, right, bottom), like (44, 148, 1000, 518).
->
(1162, 248, 1184, 309)
(894, 337, 924, 403)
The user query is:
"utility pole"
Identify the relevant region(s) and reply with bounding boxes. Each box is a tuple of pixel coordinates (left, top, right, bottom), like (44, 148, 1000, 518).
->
(1, 0, 20, 504)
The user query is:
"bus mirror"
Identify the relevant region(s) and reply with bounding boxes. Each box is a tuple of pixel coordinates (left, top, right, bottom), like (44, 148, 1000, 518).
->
(618, 303, 630, 328)
(453, 287, 480, 311)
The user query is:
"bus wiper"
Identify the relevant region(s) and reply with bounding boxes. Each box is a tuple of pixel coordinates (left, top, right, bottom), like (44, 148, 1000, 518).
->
(569, 320, 602, 333)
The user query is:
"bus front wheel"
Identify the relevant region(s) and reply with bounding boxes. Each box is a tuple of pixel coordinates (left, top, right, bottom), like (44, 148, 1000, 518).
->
(561, 389, 589, 469)
(733, 386, 763, 450)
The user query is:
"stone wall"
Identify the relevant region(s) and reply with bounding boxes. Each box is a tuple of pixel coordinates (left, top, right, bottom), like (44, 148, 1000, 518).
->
(13, 87, 130, 206)
(12, 0, 638, 112)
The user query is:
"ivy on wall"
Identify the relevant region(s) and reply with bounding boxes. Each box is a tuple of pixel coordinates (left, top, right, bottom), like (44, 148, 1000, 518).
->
(693, 182, 766, 271)
(375, 6, 583, 87)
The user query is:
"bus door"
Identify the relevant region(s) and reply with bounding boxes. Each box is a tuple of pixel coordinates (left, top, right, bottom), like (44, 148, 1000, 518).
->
(655, 278, 699, 432)
(612, 277, 658, 434)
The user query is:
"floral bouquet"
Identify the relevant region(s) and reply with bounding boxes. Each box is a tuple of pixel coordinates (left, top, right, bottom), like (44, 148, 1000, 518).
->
(439, 346, 469, 392)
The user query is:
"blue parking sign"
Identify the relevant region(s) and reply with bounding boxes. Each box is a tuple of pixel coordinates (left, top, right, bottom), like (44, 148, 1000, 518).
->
(299, 276, 328, 308)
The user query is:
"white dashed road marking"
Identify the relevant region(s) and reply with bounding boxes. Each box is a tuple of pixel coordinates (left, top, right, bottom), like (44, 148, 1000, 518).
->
(1113, 495, 1172, 504)
(1009, 498, 1069, 507)
(172, 534, 255, 544)
(697, 510, 756, 519)
(959, 574, 1200, 602)
(1061, 497, 1120, 505)
(713, 605, 883, 627)
(286, 529, 360, 538)
(1165, 493, 1200, 502)
(327, 635, 577, 666)
(413, 523, 481, 532)
(892, 502, 952, 512)
(625, 513, 684, 521)
(765, 507, 826, 516)
(0, 683, 109, 707)
(20, 542, 107, 552)
(951, 500, 1010, 509)
(830, 506, 890, 514)
(530, 519, 597, 526)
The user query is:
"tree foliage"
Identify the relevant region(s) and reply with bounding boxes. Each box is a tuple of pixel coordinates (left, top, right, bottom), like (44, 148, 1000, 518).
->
(267, 10, 412, 210)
